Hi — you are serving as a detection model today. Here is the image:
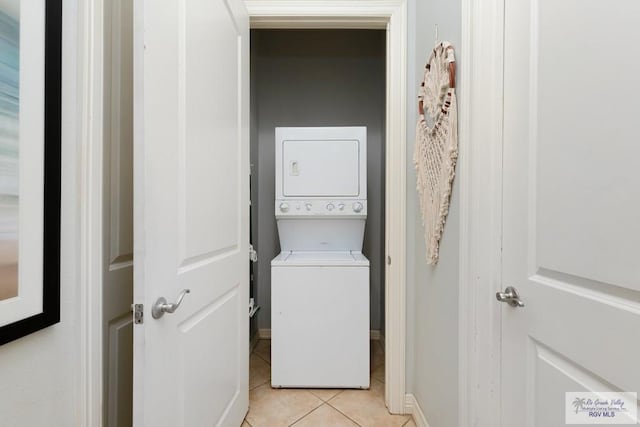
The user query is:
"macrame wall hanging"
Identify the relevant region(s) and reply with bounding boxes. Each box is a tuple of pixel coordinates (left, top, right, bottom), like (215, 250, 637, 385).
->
(414, 42, 458, 265)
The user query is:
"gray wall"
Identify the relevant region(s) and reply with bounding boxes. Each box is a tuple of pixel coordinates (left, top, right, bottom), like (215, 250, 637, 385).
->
(406, 1, 462, 426)
(251, 30, 386, 332)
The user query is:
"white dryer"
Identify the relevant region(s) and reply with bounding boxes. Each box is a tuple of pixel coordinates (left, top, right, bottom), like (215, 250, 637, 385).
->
(271, 127, 370, 389)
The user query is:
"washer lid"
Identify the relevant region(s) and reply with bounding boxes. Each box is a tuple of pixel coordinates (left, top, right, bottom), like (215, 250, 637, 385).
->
(271, 251, 370, 267)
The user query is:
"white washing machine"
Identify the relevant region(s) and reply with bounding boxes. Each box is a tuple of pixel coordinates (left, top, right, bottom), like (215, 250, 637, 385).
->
(271, 126, 370, 389)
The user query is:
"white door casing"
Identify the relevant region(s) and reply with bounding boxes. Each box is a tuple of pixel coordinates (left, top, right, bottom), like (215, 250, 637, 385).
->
(133, 0, 250, 425)
(501, 0, 640, 425)
(244, 0, 408, 413)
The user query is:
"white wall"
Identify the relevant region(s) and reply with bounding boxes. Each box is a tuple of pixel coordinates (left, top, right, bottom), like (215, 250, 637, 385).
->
(0, 1, 82, 425)
(251, 30, 386, 332)
(406, 0, 462, 426)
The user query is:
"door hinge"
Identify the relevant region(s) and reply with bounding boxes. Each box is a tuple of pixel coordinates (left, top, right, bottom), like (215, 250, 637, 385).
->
(133, 304, 144, 324)
(249, 244, 258, 263)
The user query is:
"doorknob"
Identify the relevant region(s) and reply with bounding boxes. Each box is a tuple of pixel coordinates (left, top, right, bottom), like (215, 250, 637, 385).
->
(152, 289, 191, 319)
(496, 286, 525, 308)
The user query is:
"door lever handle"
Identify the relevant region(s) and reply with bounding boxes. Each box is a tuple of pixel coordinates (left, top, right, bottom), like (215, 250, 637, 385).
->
(152, 289, 191, 319)
(496, 286, 525, 308)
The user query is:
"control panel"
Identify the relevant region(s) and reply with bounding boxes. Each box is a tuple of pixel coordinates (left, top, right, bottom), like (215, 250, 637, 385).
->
(275, 200, 367, 217)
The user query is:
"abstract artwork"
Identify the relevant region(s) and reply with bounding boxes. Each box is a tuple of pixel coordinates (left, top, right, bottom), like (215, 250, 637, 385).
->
(0, 0, 61, 346)
(0, 5, 20, 302)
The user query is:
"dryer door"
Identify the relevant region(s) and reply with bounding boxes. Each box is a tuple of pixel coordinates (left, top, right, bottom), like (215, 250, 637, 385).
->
(282, 138, 360, 197)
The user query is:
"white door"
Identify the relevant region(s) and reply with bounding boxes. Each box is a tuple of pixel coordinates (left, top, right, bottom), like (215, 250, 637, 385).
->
(133, 0, 249, 426)
(103, 0, 134, 425)
(501, 1, 640, 425)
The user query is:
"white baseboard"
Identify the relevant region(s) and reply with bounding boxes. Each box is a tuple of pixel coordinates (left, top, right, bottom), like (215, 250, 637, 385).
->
(257, 328, 383, 341)
(405, 394, 430, 427)
(257, 328, 271, 339)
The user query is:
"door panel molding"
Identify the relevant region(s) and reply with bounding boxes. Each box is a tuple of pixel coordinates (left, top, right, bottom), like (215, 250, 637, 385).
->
(107, 0, 134, 270)
(107, 314, 134, 427)
(177, 1, 242, 265)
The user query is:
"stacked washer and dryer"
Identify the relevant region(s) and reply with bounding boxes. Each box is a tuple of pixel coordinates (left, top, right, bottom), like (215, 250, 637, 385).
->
(271, 127, 370, 389)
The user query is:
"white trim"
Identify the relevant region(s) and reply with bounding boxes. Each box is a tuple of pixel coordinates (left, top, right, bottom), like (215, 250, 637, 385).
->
(382, 1, 407, 414)
(77, 0, 105, 425)
(246, 0, 399, 29)
(458, 0, 504, 426)
(404, 394, 430, 427)
(246, 0, 407, 414)
(257, 328, 271, 339)
(257, 328, 384, 341)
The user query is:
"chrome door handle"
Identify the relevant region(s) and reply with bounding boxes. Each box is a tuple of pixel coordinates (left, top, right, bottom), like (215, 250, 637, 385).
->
(496, 286, 525, 308)
(152, 289, 191, 319)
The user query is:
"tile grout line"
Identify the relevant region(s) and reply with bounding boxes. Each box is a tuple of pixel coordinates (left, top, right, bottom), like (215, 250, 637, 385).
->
(286, 398, 326, 427)
(249, 345, 271, 391)
(402, 416, 416, 426)
(251, 345, 272, 366)
(252, 350, 271, 366)
(325, 400, 364, 427)
(309, 389, 345, 402)
(326, 376, 406, 427)
(371, 376, 384, 386)
(249, 379, 270, 391)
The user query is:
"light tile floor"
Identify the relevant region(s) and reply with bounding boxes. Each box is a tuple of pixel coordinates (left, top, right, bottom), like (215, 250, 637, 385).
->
(244, 340, 416, 427)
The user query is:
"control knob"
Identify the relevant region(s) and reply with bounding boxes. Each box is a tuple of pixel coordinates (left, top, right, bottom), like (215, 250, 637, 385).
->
(338, 203, 345, 211)
(279, 202, 289, 213)
(326, 203, 335, 211)
(305, 202, 313, 211)
(352, 202, 364, 213)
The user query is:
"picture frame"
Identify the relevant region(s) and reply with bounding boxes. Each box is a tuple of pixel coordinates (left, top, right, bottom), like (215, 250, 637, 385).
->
(0, 0, 61, 345)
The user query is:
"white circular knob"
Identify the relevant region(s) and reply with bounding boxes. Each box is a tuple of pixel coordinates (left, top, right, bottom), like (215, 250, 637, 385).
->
(326, 203, 335, 211)
(352, 202, 363, 213)
(279, 202, 289, 212)
(305, 203, 312, 211)
(338, 203, 345, 211)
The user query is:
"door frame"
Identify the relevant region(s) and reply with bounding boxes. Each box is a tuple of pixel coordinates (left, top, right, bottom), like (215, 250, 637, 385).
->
(245, 0, 408, 413)
(77, 0, 408, 423)
(77, 0, 106, 425)
(457, 0, 504, 425)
